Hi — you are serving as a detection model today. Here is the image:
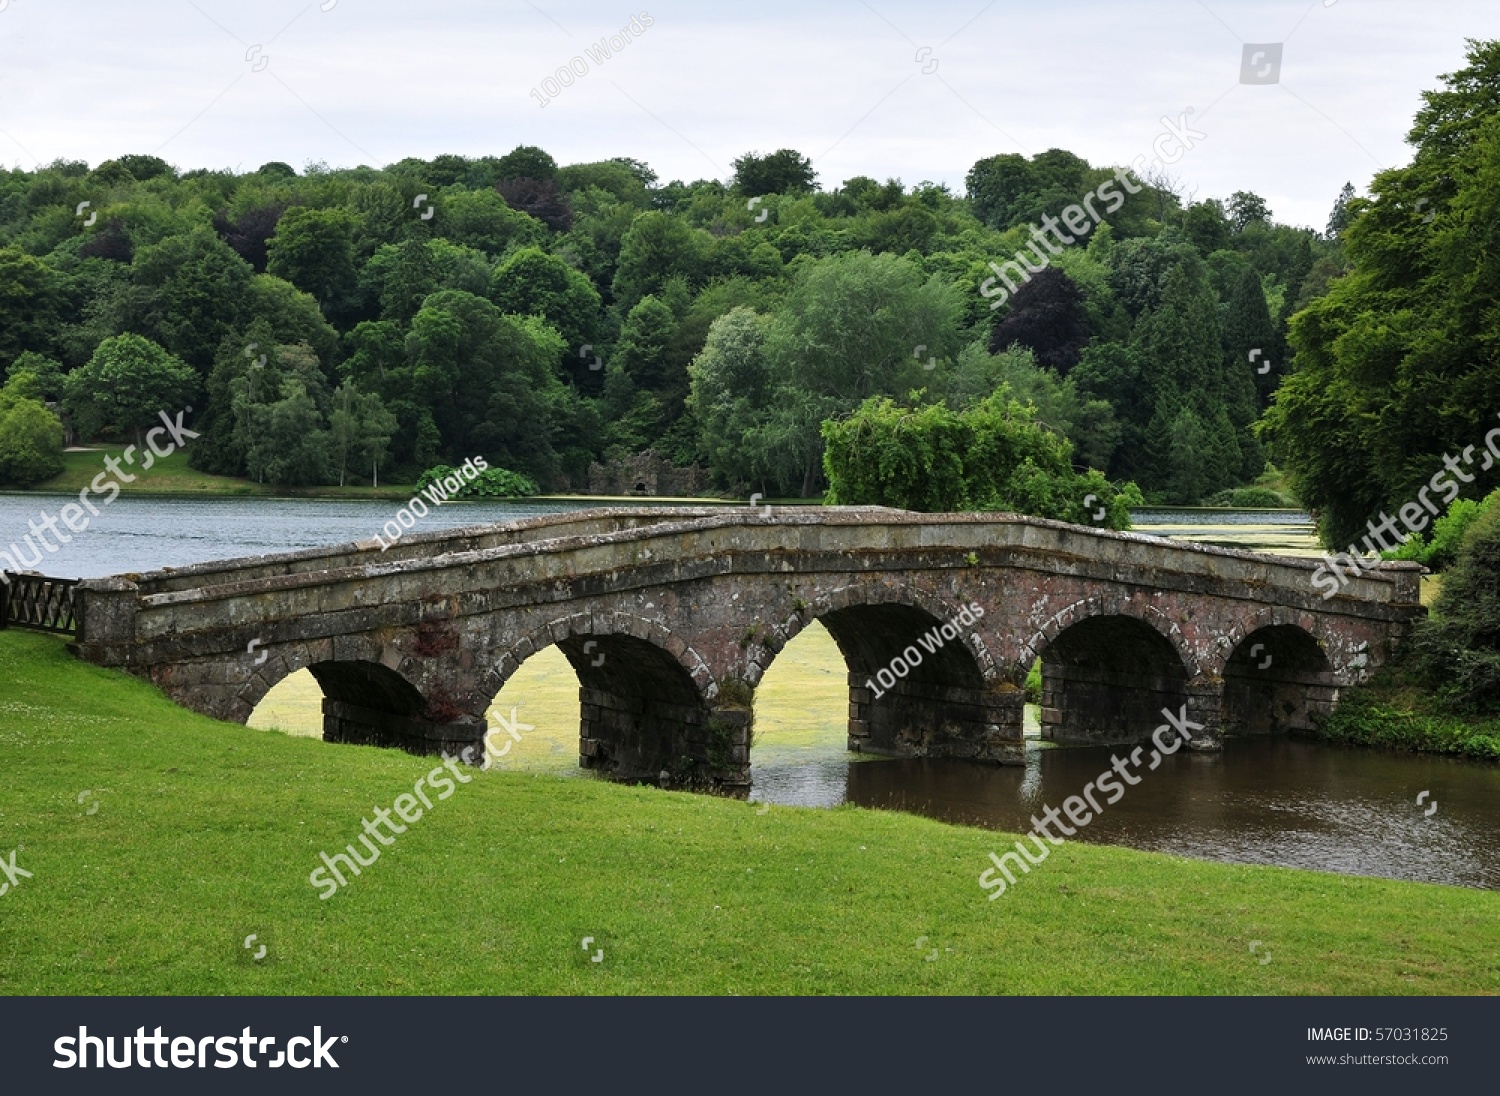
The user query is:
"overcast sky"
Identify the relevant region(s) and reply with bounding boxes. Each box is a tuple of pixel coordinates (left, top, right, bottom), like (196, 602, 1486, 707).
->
(1, 0, 1496, 229)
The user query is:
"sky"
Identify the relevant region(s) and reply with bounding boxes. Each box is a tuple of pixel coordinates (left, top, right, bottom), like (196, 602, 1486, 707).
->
(0, 0, 1496, 229)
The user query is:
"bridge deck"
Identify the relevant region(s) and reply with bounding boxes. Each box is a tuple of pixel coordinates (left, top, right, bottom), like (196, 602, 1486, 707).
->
(106, 506, 1419, 618)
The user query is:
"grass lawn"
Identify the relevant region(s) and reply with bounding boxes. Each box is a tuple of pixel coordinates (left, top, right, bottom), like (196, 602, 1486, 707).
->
(34, 447, 421, 500)
(2, 628, 1497, 995)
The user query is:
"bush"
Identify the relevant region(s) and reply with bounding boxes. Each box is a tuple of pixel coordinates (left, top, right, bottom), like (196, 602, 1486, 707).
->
(821, 390, 1138, 529)
(1383, 490, 1496, 571)
(466, 467, 538, 497)
(1202, 486, 1298, 508)
(1024, 657, 1042, 705)
(416, 463, 537, 499)
(0, 374, 64, 486)
(1313, 687, 1500, 761)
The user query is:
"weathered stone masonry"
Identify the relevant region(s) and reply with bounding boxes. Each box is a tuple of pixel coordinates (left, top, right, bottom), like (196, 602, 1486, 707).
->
(70, 507, 1424, 788)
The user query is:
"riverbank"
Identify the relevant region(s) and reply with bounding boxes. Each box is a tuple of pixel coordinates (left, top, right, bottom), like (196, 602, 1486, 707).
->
(2, 629, 1495, 995)
(1312, 676, 1500, 762)
(17, 448, 771, 505)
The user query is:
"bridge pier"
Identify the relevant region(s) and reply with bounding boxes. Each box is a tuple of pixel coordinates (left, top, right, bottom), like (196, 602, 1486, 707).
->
(322, 698, 484, 759)
(578, 687, 750, 786)
(311, 660, 485, 760)
(848, 674, 1024, 763)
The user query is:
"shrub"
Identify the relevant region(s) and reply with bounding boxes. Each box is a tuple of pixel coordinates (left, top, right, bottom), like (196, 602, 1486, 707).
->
(1313, 688, 1500, 761)
(1202, 486, 1297, 508)
(821, 390, 1138, 528)
(1410, 501, 1500, 713)
(0, 373, 64, 486)
(416, 463, 537, 499)
(466, 467, 538, 498)
(1383, 490, 1496, 571)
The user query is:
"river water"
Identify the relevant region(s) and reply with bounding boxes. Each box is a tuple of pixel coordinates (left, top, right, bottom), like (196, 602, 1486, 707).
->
(4, 492, 1494, 890)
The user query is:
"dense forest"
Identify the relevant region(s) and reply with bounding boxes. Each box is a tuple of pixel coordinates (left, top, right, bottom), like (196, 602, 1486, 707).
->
(3, 39, 1499, 546)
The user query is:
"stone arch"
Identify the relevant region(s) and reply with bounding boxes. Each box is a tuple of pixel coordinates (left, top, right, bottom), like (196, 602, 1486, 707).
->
(746, 582, 1019, 764)
(1021, 595, 1199, 679)
(1030, 601, 1194, 746)
(478, 611, 730, 785)
(1208, 607, 1344, 680)
(481, 611, 715, 703)
(232, 630, 487, 757)
(744, 582, 997, 686)
(1222, 622, 1337, 736)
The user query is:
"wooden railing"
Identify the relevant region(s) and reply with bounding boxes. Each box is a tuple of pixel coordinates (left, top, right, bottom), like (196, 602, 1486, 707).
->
(0, 573, 80, 635)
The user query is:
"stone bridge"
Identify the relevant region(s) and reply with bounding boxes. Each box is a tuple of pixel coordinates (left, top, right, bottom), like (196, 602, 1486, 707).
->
(70, 507, 1424, 787)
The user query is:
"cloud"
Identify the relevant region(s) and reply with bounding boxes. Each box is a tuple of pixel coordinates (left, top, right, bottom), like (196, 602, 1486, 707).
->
(0, 0, 1492, 227)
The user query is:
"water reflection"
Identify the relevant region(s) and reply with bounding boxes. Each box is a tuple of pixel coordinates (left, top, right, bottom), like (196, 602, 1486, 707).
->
(751, 739, 1500, 890)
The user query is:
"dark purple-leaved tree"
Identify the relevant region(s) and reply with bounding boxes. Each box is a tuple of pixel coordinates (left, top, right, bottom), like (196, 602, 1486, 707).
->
(988, 267, 1090, 375)
(496, 177, 573, 233)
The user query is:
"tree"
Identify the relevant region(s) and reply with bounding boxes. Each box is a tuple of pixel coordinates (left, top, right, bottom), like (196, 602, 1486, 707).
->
(213, 203, 286, 272)
(357, 398, 399, 487)
(1182, 199, 1232, 253)
(79, 218, 135, 263)
(1228, 190, 1271, 232)
(5, 351, 66, 403)
(690, 251, 963, 496)
(1261, 39, 1500, 548)
(1072, 342, 1149, 482)
(246, 274, 340, 369)
(125, 227, 254, 375)
(1325, 182, 1357, 239)
(1105, 230, 1201, 319)
(1223, 265, 1281, 409)
(612, 295, 679, 402)
(988, 268, 1091, 374)
(425, 153, 473, 187)
(687, 306, 775, 490)
(63, 334, 197, 444)
(386, 289, 575, 485)
(600, 295, 680, 452)
(488, 247, 602, 357)
(496, 177, 572, 232)
(611, 212, 709, 311)
(236, 376, 332, 486)
(368, 235, 439, 323)
(1412, 503, 1500, 712)
(965, 148, 1102, 232)
(492, 145, 558, 182)
(436, 187, 545, 256)
(0, 247, 63, 367)
(266, 206, 359, 313)
(115, 154, 175, 181)
(1163, 407, 1212, 505)
(330, 383, 397, 486)
(0, 373, 64, 486)
(555, 160, 652, 205)
(965, 153, 1035, 230)
(1128, 259, 1245, 499)
(732, 149, 817, 197)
